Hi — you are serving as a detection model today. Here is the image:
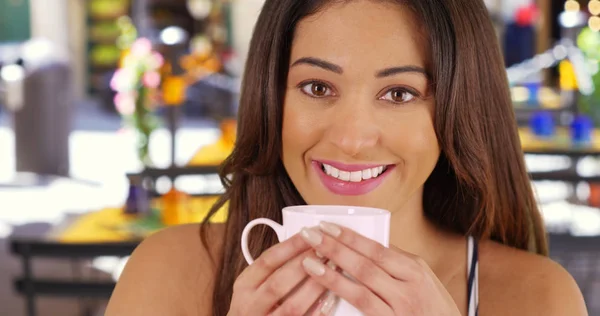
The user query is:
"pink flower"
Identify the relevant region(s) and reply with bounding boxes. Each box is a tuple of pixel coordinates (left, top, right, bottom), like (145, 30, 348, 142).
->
(114, 92, 136, 115)
(121, 54, 139, 69)
(148, 52, 164, 70)
(143, 71, 161, 89)
(130, 38, 152, 57)
(110, 68, 136, 92)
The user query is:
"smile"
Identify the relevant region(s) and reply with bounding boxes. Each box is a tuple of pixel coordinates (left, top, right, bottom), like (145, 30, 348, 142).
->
(321, 163, 388, 182)
(313, 160, 394, 196)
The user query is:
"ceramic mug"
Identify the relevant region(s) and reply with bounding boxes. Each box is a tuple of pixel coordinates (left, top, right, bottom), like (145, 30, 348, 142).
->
(241, 205, 391, 316)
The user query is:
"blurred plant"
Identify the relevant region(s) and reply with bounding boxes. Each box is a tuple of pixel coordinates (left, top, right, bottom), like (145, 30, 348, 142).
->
(115, 16, 138, 50)
(111, 38, 164, 166)
(576, 27, 600, 125)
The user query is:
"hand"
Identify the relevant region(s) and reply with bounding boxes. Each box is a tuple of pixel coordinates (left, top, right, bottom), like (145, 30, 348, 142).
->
(228, 231, 339, 316)
(299, 223, 462, 316)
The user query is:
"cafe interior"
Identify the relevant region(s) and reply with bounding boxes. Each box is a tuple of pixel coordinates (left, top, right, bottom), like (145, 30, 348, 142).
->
(0, 0, 599, 315)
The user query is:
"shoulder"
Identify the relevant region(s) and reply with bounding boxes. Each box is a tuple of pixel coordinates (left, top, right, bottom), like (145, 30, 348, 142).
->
(105, 223, 226, 316)
(478, 239, 588, 316)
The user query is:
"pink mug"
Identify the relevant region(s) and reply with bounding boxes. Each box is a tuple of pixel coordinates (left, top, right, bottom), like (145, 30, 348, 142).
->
(241, 205, 391, 316)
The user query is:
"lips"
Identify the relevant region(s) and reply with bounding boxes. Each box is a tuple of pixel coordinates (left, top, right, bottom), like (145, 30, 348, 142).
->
(312, 160, 394, 196)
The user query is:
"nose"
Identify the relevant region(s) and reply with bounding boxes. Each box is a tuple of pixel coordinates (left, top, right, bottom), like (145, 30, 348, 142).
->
(324, 100, 380, 157)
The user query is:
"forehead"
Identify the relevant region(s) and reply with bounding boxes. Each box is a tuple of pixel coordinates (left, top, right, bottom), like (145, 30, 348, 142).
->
(291, 0, 428, 70)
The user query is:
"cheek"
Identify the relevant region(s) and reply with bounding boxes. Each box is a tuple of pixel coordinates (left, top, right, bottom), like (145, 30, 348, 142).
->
(388, 111, 440, 166)
(281, 98, 322, 166)
(412, 120, 439, 157)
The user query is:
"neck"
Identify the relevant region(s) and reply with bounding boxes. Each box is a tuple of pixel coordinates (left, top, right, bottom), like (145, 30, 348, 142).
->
(388, 192, 463, 278)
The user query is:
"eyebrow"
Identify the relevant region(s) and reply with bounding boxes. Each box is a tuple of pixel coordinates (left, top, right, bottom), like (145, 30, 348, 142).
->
(375, 65, 428, 78)
(291, 57, 343, 74)
(291, 56, 428, 78)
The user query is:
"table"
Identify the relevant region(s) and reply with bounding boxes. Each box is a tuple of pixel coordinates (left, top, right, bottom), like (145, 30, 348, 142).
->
(9, 195, 227, 316)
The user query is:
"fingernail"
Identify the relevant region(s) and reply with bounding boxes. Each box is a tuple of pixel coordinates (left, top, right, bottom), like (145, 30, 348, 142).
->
(327, 261, 337, 270)
(315, 251, 324, 258)
(303, 257, 326, 276)
(319, 222, 341, 237)
(320, 291, 339, 315)
(301, 227, 323, 246)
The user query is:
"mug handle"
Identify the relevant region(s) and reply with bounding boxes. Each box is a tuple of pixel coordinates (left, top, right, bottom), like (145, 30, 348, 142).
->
(241, 218, 286, 265)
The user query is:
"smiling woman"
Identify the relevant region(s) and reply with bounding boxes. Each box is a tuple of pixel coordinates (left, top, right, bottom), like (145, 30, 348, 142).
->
(105, 1, 588, 316)
(282, 4, 437, 208)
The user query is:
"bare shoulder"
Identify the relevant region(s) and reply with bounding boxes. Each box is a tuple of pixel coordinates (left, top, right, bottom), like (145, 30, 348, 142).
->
(105, 223, 226, 316)
(478, 240, 588, 315)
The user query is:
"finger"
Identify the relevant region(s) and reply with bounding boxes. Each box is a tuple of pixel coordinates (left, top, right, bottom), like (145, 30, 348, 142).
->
(317, 222, 426, 281)
(269, 277, 327, 316)
(313, 291, 340, 316)
(300, 227, 397, 300)
(255, 249, 320, 309)
(236, 232, 311, 289)
(302, 257, 394, 316)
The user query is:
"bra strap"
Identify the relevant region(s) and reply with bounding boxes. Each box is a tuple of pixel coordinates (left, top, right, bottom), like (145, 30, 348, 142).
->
(467, 236, 479, 316)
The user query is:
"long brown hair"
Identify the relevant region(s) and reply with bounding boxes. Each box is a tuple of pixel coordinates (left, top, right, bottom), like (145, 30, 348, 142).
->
(201, 0, 548, 314)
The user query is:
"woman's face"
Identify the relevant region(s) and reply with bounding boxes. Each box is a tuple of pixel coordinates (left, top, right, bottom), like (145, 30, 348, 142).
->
(282, 0, 440, 213)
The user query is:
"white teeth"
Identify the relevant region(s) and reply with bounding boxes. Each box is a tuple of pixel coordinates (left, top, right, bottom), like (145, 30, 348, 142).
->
(331, 166, 339, 177)
(322, 163, 387, 182)
(338, 171, 350, 181)
(371, 167, 379, 177)
(362, 169, 372, 180)
(349, 171, 362, 182)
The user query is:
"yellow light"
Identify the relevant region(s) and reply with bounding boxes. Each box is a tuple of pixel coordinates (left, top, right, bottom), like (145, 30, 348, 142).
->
(565, 0, 580, 12)
(589, 16, 600, 31)
(589, 0, 600, 15)
(511, 87, 530, 103)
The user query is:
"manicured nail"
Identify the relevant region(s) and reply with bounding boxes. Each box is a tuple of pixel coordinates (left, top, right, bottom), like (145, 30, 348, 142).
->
(320, 291, 339, 315)
(303, 257, 326, 276)
(319, 222, 341, 237)
(301, 227, 323, 246)
(327, 261, 337, 270)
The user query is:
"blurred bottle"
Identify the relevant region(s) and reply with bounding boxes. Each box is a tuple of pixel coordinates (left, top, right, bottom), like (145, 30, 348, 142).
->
(590, 183, 600, 208)
(570, 114, 593, 144)
(124, 174, 150, 215)
(529, 111, 556, 138)
(161, 188, 191, 226)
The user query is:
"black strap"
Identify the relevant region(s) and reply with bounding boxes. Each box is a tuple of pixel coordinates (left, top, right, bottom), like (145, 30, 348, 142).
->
(466, 238, 478, 308)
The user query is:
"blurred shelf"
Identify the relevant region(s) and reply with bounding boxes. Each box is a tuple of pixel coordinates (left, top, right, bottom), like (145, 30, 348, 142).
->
(136, 165, 220, 180)
(10, 239, 140, 257)
(14, 279, 116, 299)
(524, 148, 600, 157)
(530, 171, 600, 183)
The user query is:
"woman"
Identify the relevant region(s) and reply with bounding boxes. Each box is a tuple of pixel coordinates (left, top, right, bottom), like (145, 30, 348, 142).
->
(106, 0, 588, 315)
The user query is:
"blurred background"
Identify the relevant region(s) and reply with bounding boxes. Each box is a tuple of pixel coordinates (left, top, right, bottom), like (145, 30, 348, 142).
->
(0, 0, 599, 315)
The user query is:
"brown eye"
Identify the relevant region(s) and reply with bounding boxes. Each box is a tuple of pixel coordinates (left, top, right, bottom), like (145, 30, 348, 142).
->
(312, 83, 328, 96)
(380, 88, 416, 104)
(391, 90, 405, 102)
(300, 81, 333, 97)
